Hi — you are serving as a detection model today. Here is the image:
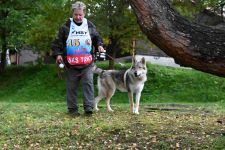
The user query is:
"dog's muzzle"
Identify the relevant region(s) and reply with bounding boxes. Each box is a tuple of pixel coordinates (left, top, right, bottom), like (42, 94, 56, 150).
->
(134, 71, 144, 77)
(134, 71, 139, 77)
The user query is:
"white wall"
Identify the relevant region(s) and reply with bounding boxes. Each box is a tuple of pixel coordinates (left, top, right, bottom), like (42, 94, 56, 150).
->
(136, 55, 181, 68)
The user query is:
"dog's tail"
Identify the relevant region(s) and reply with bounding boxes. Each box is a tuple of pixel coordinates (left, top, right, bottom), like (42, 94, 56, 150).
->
(93, 65, 103, 74)
(93, 65, 106, 78)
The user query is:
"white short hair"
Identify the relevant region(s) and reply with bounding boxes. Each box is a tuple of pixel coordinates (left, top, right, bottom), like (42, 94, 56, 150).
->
(72, 1, 86, 12)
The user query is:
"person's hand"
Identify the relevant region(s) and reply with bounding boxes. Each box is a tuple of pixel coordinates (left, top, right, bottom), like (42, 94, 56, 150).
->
(56, 55, 63, 64)
(98, 46, 105, 53)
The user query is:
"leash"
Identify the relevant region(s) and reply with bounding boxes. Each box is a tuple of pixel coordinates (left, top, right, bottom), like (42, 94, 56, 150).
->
(96, 50, 125, 66)
(104, 53, 125, 67)
(123, 68, 130, 90)
(105, 53, 114, 60)
(104, 53, 131, 89)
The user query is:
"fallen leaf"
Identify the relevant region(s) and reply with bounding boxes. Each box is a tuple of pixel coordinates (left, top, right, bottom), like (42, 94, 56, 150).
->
(176, 142, 180, 148)
(151, 136, 157, 143)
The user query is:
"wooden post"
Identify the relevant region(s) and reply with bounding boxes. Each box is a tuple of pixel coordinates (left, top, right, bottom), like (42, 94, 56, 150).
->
(132, 38, 136, 57)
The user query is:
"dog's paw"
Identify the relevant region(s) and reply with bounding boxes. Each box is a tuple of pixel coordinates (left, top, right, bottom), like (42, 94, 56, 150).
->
(134, 111, 139, 115)
(133, 108, 139, 114)
(130, 107, 134, 113)
(94, 107, 99, 112)
(108, 109, 114, 112)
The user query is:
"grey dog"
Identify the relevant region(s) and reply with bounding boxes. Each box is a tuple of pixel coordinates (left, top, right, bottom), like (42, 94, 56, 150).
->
(94, 57, 147, 114)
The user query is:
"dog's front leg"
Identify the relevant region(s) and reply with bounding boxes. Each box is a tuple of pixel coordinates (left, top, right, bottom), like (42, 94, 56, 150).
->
(106, 97, 114, 112)
(94, 95, 104, 111)
(134, 92, 141, 114)
(128, 92, 134, 113)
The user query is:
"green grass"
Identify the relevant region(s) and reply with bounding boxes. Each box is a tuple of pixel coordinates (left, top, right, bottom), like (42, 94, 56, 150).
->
(0, 63, 225, 149)
(1, 63, 225, 105)
(0, 102, 224, 149)
(0, 65, 65, 102)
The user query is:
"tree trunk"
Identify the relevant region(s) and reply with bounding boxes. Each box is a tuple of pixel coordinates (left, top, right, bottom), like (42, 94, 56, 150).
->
(107, 37, 120, 69)
(0, 7, 9, 74)
(129, 0, 225, 77)
(0, 27, 7, 74)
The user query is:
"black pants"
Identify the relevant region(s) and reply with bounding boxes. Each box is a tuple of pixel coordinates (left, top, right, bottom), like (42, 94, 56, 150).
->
(66, 64, 94, 113)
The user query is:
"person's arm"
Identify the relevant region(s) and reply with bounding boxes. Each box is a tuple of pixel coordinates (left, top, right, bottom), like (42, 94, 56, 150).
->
(95, 32, 105, 52)
(88, 21, 105, 52)
(94, 31, 104, 52)
(51, 26, 65, 64)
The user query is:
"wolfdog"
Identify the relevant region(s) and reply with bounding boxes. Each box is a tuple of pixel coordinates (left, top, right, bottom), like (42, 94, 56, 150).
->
(94, 57, 147, 114)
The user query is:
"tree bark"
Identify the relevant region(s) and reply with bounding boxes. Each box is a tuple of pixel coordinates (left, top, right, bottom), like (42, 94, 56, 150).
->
(107, 36, 120, 69)
(0, 9, 8, 74)
(0, 48, 6, 74)
(129, 0, 225, 77)
(0, 30, 7, 74)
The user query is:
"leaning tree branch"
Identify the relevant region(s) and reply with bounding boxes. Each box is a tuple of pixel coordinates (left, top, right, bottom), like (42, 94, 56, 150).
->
(129, 0, 225, 77)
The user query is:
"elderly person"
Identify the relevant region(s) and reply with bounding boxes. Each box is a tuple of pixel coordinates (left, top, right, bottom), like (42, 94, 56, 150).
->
(52, 1, 105, 117)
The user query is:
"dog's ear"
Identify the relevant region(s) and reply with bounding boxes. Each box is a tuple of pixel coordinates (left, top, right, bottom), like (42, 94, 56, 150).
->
(141, 57, 146, 65)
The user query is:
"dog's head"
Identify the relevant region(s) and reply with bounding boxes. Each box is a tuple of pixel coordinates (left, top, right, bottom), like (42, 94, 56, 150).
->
(130, 57, 147, 78)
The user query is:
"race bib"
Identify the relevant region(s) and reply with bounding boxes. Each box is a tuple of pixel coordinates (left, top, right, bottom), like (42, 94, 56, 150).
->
(66, 18, 92, 65)
(66, 54, 92, 65)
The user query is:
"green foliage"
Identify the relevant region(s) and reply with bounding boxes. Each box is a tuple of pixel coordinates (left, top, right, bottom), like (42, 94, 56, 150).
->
(201, 0, 225, 9)
(0, 0, 40, 71)
(171, 0, 224, 20)
(0, 0, 35, 49)
(86, 0, 146, 54)
(1, 0, 151, 65)
(23, 0, 147, 59)
(171, 0, 205, 19)
(24, 0, 67, 53)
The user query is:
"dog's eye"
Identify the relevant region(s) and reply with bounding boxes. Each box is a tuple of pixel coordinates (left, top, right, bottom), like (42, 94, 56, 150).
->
(139, 67, 145, 70)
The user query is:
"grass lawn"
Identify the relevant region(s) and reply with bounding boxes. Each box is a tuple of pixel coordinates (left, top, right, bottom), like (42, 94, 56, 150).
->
(0, 63, 225, 149)
(0, 102, 224, 149)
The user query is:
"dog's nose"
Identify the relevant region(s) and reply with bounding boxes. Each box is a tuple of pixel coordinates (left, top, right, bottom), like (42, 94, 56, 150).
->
(134, 71, 138, 77)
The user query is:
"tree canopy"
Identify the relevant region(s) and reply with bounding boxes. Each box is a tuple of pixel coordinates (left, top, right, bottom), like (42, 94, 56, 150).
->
(24, 0, 68, 54)
(1, 0, 224, 74)
(171, 0, 225, 19)
(0, 0, 36, 72)
(23, 0, 146, 68)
